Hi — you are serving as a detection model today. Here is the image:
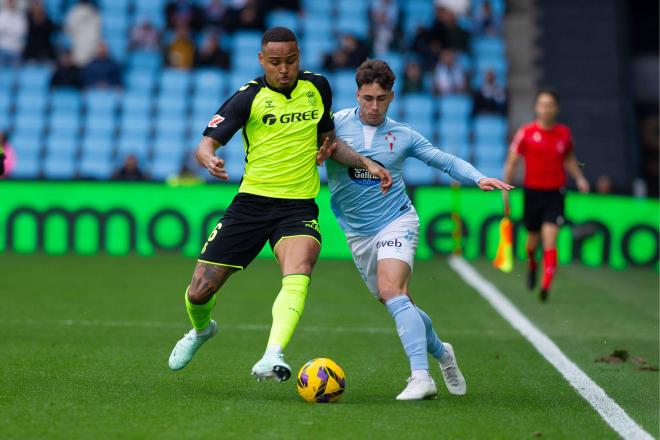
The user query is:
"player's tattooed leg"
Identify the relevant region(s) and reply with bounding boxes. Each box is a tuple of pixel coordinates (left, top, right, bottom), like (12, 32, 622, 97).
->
(188, 262, 236, 304)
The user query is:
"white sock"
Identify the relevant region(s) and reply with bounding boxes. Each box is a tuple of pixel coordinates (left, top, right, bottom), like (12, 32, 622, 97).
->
(411, 369, 430, 380)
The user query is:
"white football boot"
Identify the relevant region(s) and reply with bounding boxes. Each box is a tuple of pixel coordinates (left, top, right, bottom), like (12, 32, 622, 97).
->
(251, 351, 292, 382)
(438, 342, 467, 395)
(168, 320, 218, 371)
(396, 375, 438, 400)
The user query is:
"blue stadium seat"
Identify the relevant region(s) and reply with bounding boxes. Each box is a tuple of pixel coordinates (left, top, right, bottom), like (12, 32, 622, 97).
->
(439, 94, 473, 118)
(387, 99, 402, 120)
(150, 154, 183, 181)
(473, 115, 507, 143)
(301, 38, 336, 71)
(333, 92, 357, 112)
(127, 50, 162, 72)
(155, 94, 187, 117)
(232, 31, 263, 54)
(17, 65, 52, 91)
(79, 153, 114, 179)
(223, 158, 245, 183)
(13, 111, 46, 134)
(0, 89, 12, 112)
(117, 133, 150, 158)
(15, 90, 48, 113)
(0, 68, 17, 89)
(45, 134, 78, 155)
(301, 15, 333, 39)
(105, 35, 128, 62)
(222, 136, 245, 162)
(439, 119, 470, 144)
(121, 92, 153, 117)
(472, 36, 505, 58)
(160, 69, 192, 94)
(317, 164, 327, 183)
(125, 70, 156, 92)
(331, 70, 357, 94)
(155, 118, 186, 140)
(471, 0, 506, 17)
(302, 0, 332, 15)
(43, 151, 76, 179)
(49, 113, 81, 134)
(337, 13, 369, 39)
(440, 141, 470, 160)
(193, 69, 227, 97)
(403, 159, 435, 186)
(401, 94, 435, 120)
(50, 88, 82, 113)
(81, 136, 113, 156)
(154, 137, 185, 156)
(99, 0, 129, 13)
(190, 110, 213, 133)
(338, 0, 367, 15)
(192, 94, 220, 118)
(84, 112, 117, 136)
(44, 0, 63, 23)
(266, 10, 300, 33)
(408, 119, 435, 143)
(11, 150, 41, 178)
(84, 90, 120, 115)
(474, 140, 507, 164)
(10, 131, 42, 155)
(120, 113, 150, 134)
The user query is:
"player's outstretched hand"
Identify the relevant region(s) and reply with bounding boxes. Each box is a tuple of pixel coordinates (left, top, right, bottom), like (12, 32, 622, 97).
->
(205, 156, 229, 180)
(478, 177, 513, 192)
(366, 160, 393, 194)
(317, 137, 337, 166)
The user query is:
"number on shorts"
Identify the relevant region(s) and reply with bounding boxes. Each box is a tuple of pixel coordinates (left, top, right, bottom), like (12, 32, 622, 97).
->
(201, 222, 222, 253)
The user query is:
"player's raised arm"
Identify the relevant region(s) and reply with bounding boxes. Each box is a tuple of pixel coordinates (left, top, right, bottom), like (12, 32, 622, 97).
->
(321, 129, 393, 194)
(196, 136, 229, 181)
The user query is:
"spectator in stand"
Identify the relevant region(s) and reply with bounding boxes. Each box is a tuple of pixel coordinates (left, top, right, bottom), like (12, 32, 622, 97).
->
(22, 0, 54, 62)
(129, 17, 160, 51)
(113, 154, 147, 181)
(474, 1, 501, 36)
(433, 49, 466, 95)
(164, 20, 195, 70)
(196, 32, 230, 69)
(204, 0, 229, 32)
(81, 41, 121, 89)
(369, 0, 400, 56)
(437, 7, 469, 52)
(401, 60, 426, 94)
(165, 0, 204, 32)
(224, 0, 265, 33)
(0, 130, 16, 178)
(50, 50, 81, 88)
(322, 34, 370, 71)
(434, 0, 469, 17)
(64, 0, 101, 67)
(0, 0, 27, 66)
(473, 69, 506, 115)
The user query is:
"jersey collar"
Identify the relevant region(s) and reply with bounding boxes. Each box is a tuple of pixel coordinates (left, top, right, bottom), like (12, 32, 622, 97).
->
(262, 74, 299, 99)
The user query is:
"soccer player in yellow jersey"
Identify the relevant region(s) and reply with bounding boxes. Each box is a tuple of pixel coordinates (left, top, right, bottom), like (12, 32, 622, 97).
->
(168, 27, 392, 381)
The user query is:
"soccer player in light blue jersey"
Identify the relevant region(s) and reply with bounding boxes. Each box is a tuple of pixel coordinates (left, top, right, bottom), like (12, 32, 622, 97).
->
(324, 60, 512, 400)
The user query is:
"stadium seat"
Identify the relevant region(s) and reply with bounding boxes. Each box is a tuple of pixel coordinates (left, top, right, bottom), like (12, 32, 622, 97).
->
(117, 133, 150, 158)
(192, 94, 221, 118)
(192, 69, 227, 97)
(439, 94, 473, 119)
(0, 68, 17, 89)
(337, 13, 369, 39)
(121, 92, 153, 118)
(302, 0, 332, 15)
(155, 94, 187, 118)
(439, 119, 470, 144)
(474, 115, 508, 143)
(79, 153, 115, 179)
(17, 65, 52, 91)
(127, 50, 162, 72)
(125, 70, 156, 93)
(84, 90, 120, 115)
(11, 150, 41, 178)
(49, 113, 81, 134)
(474, 141, 507, 164)
(232, 32, 263, 54)
(120, 113, 151, 135)
(10, 131, 42, 156)
(440, 141, 470, 160)
(50, 89, 82, 113)
(401, 94, 435, 120)
(150, 154, 183, 181)
(45, 135, 78, 157)
(15, 90, 48, 113)
(98, 0, 129, 13)
(43, 153, 76, 179)
(266, 10, 300, 33)
(403, 159, 435, 186)
(301, 38, 336, 71)
(80, 136, 113, 157)
(301, 15, 333, 40)
(13, 111, 46, 134)
(160, 69, 192, 94)
(472, 36, 506, 58)
(105, 35, 128, 62)
(317, 164, 327, 183)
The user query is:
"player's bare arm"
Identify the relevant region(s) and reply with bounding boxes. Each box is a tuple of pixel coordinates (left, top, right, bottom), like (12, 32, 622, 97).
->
(564, 151, 590, 193)
(196, 136, 229, 181)
(477, 177, 513, 192)
(501, 149, 521, 210)
(320, 129, 393, 194)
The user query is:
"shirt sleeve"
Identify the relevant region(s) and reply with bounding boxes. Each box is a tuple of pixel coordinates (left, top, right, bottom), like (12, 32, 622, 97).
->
(202, 82, 258, 145)
(565, 127, 574, 153)
(509, 127, 526, 155)
(409, 129, 485, 185)
(312, 74, 335, 133)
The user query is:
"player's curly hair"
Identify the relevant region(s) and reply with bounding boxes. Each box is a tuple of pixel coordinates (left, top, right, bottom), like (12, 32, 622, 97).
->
(262, 27, 298, 46)
(355, 59, 396, 91)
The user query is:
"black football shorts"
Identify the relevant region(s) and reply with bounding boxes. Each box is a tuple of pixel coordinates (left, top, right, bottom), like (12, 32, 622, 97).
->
(198, 192, 322, 269)
(523, 187, 566, 232)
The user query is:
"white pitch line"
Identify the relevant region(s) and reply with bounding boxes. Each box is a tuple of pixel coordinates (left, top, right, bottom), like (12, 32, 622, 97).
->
(448, 256, 654, 440)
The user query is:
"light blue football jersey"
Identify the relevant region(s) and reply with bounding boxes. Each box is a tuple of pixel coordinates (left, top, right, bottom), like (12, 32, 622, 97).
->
(326, 107, 486, 236)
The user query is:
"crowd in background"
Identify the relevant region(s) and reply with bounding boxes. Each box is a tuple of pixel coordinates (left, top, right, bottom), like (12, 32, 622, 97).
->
(0, 0, 508, 180)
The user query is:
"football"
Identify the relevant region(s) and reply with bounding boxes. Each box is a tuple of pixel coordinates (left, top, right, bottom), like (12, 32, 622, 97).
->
(296, 358, 346, 403)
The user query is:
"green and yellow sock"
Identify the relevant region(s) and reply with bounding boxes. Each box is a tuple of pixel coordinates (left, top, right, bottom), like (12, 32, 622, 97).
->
(185, 288, 217, 331)
(266, 274, 311, 350)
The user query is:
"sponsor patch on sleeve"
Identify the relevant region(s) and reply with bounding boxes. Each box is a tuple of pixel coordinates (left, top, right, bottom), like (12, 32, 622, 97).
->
(208, 115, 225, 128)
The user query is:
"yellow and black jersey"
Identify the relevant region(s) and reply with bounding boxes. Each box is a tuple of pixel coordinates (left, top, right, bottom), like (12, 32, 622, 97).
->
(203, 71, 334, 199)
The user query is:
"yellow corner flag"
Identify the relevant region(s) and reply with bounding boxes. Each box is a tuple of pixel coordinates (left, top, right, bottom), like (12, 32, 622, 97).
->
(493, 216, 513, 273)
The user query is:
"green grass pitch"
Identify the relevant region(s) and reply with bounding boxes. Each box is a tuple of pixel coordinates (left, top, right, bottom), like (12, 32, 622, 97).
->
(0, 254, 657, 439)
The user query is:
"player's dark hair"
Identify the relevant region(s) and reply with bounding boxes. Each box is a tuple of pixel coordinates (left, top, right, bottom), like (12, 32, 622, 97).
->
(536, 87, 560, 104)
(355, 59, 396, 91)
(261, 27, 298, 46)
